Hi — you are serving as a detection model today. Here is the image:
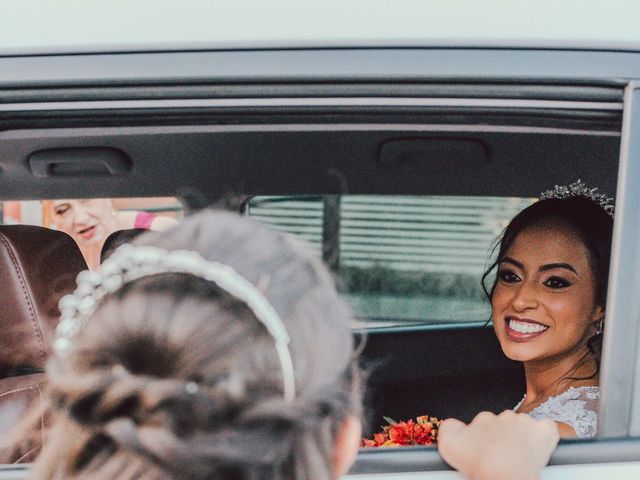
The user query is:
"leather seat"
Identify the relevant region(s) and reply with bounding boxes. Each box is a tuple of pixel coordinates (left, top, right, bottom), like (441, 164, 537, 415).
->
(0, 225, 87, 462)
(100, 228, 146, 263)
(0, 373, 45, 462)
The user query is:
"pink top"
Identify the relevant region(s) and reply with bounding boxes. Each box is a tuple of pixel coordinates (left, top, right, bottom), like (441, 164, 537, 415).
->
(134, 211, 156, 229)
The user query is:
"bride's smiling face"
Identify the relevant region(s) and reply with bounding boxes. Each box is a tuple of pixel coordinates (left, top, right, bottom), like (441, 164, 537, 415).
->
(491, 222, 604, 364)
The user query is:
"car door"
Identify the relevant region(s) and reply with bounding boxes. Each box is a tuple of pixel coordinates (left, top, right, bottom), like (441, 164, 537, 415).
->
(1, 46, 640, 479)
(345, 81, 640, 480)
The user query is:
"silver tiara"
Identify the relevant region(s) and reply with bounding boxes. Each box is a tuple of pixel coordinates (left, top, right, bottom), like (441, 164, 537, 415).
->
(54, 244, 296, 402)
(539, 179, 615, 217)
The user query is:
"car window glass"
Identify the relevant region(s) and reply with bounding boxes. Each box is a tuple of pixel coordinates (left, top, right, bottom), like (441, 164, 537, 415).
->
(247, 195, 535, 326)
(0, 197, 183, 227)
(0, 197, 184, 269)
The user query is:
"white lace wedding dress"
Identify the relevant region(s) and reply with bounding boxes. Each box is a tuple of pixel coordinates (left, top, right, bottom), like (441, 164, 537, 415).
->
(514, 386, 599, 438)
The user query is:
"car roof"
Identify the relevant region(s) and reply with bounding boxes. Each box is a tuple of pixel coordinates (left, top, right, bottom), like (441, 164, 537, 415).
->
(3, 0, 640, 56)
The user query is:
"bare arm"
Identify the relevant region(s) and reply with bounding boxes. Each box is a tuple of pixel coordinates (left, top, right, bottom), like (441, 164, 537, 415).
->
(555, 421, 577, 438)
(115, 211, 178, 231)
(437, 410, 559, 480)
(149, 215, 178, 231)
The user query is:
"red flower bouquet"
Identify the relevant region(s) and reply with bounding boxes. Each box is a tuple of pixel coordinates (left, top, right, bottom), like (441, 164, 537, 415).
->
(361, 415, 441, 447)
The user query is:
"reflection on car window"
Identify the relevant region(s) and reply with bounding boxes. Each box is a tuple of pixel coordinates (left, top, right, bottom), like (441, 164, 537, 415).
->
(248, 195, 535, 326)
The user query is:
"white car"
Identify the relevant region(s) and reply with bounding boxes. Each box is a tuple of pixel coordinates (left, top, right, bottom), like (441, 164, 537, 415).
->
(1, 1, 639, 478)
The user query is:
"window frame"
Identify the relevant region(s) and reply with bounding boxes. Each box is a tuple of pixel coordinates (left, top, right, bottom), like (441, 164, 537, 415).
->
(2, 46, 640, 477)
(599, 81, 640, 437)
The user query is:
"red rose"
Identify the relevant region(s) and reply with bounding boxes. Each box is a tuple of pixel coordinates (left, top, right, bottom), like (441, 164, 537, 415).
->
(388, 420, 415, 445)
(361, 438, 377, 447)
(413, 422, 434, 445)
(373, 432, 388, 446)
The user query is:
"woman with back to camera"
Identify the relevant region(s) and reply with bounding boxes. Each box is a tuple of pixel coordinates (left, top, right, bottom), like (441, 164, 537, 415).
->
(12, 210, 557, 479)
(24, 210, 362, 478)
(483, 180, 614, 438)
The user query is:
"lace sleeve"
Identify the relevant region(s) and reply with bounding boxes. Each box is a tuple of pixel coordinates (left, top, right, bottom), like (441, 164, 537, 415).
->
(527, 386, 599, 438)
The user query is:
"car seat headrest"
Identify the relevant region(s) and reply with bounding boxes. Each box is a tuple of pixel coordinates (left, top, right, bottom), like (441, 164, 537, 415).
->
(100, 228, 147, 263)
(0, 226, 87, 374)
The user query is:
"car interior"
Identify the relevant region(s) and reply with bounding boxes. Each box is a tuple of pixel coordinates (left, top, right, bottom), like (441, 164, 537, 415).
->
(1, 49, 640, 476)
(0, 226, 87, 461)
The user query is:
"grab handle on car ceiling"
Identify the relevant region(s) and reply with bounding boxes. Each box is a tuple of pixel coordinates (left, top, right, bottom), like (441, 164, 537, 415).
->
(29, 147, 131, 178)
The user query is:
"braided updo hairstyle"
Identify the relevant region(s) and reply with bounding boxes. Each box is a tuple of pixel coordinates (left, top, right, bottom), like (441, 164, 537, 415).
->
(32, 210, 361, 479)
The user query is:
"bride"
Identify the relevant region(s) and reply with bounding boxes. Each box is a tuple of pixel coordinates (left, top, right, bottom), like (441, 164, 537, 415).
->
(482, 181, 613, 438)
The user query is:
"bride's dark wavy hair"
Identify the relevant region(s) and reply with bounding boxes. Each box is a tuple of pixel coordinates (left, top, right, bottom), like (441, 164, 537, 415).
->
(481, 196, 613, 372)
(23, 210, 361, 480)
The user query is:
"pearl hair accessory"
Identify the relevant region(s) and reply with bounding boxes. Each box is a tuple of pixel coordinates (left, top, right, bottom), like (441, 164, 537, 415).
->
(539, 179, 615, 217)
(54, 244, 296, 402)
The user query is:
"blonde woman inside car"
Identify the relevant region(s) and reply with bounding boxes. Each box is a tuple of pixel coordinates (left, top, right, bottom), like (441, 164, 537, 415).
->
(12, 211, 557, 479)
(483, 181, 613, 438)
(44, 198, 177, 271)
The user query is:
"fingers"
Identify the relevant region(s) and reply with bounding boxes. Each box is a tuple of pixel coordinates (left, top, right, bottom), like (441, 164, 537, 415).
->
(438, 418, 465, 438)
(437, 418, 467, 468)
(531, 419, 560, 463)
(437, 417, 479, 477)
(539, 419, 561, 444)
(474, 410, 499, 422)
(436, 412, 558, 480)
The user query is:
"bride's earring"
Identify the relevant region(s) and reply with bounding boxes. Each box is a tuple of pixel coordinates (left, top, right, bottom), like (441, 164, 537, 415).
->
(595, 318, 604, 335)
